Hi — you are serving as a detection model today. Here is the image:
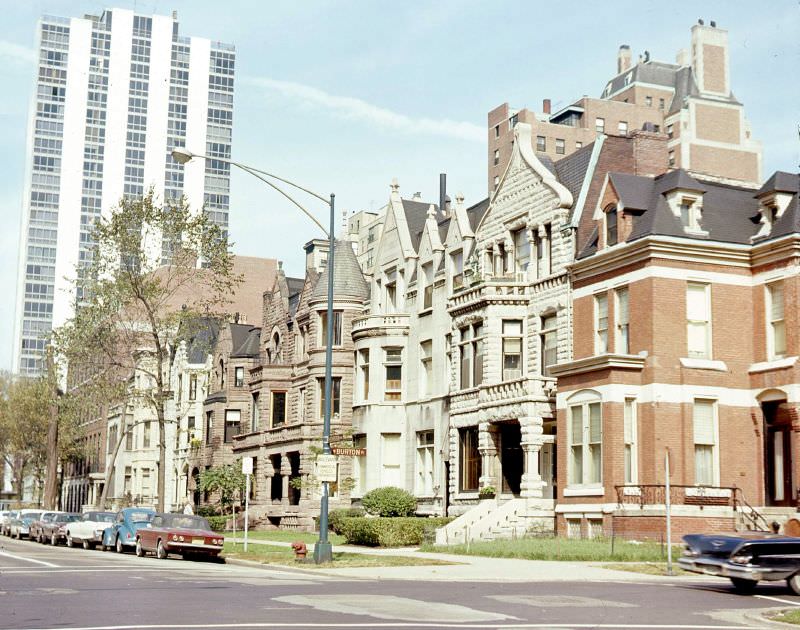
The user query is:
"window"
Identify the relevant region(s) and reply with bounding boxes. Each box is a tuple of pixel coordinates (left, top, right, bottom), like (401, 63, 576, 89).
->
(420, 340, 433, 397)
(767, 282, 786, 359)
(125, 424, 133, 451)
(595, 118, 605, 133)
(445, 333, 452, 386)
(459, 427, 481, 492)
(605, 206, 618, 246)
(352, 435, 367, 494)
(680, 199, 702, 230)
(575, 141, 583, 149)
(107, 425, 117, 454)
(568, 396, 602, 485)
(687, 283, 711, 359)
(623, 397, 637, 484)
(502, 320, 523, 381)
(668, 150, 675, 167)
(219, 359, 225, 387)
(124, 467, 132, 494)
(298, 387, 306, 421)
(416, 430, 435, 495)
(141, 468, 151, 498)
(493, 149, 500, 165)
(422, 262, 433, 310)
(250, 393, 260, 432)
(224, 410, 241, 443)
(693, 399, 718, 485)
(384, 348, 402, 401)
(317, 377, 342, 418)
(451, 250, 464, 290)
(358, 349, 370, 401)
(618, 121, 628, 135)
(645, 95, 653, 107)
(494, 124, 500, 138)
(271, 392, 286, 427)
(234, 366, 244, 388)
(385, 270, 397, 313)
(319, 310, 343, 347)
(381, 433, 401, 486)
(555, 138, 565, 155)
(615, 287, 629, 354)
(659, 97, 665, 110)
(205, 412, 213, 445)
(188, 374, 197, 400)
(143, 421, 151, 448)
(536, 135, 546, 152)
(535, 223, 552, 277)
(667, 123, 674, 139)
(540, 314, 558, 376)
(494, 175, 499, 188)
(513, 228, 530, 273)
(595, 293, 609, 354)
(459, 322, 484, 389)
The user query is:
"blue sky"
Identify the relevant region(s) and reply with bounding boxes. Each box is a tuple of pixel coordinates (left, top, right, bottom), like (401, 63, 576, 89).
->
(1, 0, 798, 372)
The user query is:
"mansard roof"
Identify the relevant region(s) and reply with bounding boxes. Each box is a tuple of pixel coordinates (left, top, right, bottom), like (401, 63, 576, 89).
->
(310, 239, 369, 303)
(757, 171, 799, 197)
(229, 322, 261, 358)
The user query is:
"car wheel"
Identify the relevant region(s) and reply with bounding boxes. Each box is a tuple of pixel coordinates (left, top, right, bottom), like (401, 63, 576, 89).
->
(730, 577, 758, 593)
(156, 540, 167, 560)
(787, 574, 800, 595)
(66, 534, 74, 548)
(82, 539, 90, 550)
(116, 536, 124, 554)
(50, 533, 57, 546)
(135, 538, 144, 557)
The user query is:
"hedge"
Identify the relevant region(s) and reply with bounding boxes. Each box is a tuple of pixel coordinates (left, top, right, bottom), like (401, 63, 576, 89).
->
(207, 515, 227, 532)
(361, 487, 417, 517)
(328, 507, 365, 534)
(338, 516, 452, 547)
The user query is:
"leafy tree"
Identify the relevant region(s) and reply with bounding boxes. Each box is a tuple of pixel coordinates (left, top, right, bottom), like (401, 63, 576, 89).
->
(199, 463, 246, 520)
(53, 191, 240, 511)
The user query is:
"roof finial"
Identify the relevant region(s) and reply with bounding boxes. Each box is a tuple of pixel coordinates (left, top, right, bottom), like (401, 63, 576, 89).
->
(427, 204, 437, 219)
(455, 192, 465, 205)
(390, 178, 400, 193)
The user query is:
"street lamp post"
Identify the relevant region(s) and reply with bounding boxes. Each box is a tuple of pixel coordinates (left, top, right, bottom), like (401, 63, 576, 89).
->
(171, 148, 335, 563)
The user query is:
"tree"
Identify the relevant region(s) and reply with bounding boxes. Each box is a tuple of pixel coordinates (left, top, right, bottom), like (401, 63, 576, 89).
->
(53, 190, 240, 512)
(199, 463, 246, 520)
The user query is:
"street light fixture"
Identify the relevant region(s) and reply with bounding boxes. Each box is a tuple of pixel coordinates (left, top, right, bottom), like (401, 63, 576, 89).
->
(171, 147, 336, 564)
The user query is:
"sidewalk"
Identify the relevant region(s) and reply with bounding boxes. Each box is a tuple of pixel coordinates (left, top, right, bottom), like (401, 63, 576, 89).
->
(227, 537, 710, 583)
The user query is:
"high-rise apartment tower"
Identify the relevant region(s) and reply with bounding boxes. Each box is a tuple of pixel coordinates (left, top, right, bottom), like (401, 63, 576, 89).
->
(13, 8, 235, 375)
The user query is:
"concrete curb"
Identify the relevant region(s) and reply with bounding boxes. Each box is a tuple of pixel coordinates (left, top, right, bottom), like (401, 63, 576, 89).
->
(741, 606, 800, 628)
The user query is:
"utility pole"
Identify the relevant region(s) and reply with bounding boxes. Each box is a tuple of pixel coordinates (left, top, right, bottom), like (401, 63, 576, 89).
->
(43, 348, 60, 510)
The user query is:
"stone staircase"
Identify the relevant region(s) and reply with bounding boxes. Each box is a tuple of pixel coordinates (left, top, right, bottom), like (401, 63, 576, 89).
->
(737, 506, 798, 532)
(435, 498, 554, 545)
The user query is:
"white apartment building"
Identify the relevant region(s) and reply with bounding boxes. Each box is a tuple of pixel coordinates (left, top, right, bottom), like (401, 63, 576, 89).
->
(13, 8, 235, 376)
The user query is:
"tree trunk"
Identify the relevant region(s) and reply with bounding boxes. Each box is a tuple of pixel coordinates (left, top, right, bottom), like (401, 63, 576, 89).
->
(157, 410, 166, 512)
(43, 354, 60, 510)
(99, 419, 158, 510)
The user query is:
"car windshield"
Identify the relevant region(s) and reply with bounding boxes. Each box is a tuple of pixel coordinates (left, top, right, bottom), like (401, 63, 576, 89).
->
(23, 512, 42, 521)
(58, 514, 81, 522)
(164, 515, 210, 530)
(129, 512, 153, 523)
(96, 513, 115, 523)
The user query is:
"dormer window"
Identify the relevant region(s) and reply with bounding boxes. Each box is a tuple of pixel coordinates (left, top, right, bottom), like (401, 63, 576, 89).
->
(679, 198, 703, 231)
(605, 205, 618, 246)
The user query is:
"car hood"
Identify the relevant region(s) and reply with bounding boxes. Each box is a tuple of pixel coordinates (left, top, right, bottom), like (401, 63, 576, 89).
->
(684, 533, 789, 557)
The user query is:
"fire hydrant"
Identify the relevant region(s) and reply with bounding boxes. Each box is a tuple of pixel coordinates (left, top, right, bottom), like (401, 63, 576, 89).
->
(291, 541, 307, 561)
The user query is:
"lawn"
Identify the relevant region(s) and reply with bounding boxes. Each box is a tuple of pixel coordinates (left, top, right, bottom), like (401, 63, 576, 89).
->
(771, 609, 800, 625)
(420, 536, 671, 562)
(225, 529, 346, 545)
(222, 542, 457, 568)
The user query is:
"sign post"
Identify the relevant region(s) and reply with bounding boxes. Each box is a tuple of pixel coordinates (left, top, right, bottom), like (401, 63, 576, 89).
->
(242, 457, 253, 552)
(665, 449, 673, 576)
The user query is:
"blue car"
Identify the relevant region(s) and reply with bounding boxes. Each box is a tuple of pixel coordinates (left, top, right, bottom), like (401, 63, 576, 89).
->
(101, 508, 155, 553)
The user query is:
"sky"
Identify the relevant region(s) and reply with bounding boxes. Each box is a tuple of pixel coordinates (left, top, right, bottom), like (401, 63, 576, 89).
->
(0, 0, 798, 373)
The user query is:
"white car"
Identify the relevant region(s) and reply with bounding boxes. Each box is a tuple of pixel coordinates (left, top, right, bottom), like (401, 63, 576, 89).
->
(65, 511, 116, 549)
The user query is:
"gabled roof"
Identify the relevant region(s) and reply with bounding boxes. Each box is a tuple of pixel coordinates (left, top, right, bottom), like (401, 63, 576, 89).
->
(554, 143, 595, 215)
(229, 322, 261, 358)
(466, 198, 490, 233)
(185, 318, 219, 364)
(310, 239, 369, 303)
(609, 172, 655, 211)
(286, 276, 305, 318)
(402, 199, 438, 251)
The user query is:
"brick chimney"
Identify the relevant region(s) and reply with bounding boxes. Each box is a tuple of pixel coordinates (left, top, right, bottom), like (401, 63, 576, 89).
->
(617, 44, 632, 74)
(631, 129, 669, 177)
(542, 99, 551, 115)
(691, 20, 730, 95)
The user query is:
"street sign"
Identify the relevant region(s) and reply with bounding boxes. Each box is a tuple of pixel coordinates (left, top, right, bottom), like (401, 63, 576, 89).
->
(242, 456, 253, 475)
(330, 446, 366, 457)
(316, 454, 338, 482)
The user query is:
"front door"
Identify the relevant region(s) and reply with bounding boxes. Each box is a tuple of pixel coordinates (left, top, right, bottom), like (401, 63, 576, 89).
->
(500, 423, 522, 495)
(764, 401, 794, 506)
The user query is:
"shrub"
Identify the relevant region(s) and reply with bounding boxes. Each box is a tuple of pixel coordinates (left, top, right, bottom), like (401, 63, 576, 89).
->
(361, 487, 417, 517)
(339, 517, 452, 547)
(328, 507, 365, 534)
(196, 505, 221, 517)
(206, 515, 227, 532)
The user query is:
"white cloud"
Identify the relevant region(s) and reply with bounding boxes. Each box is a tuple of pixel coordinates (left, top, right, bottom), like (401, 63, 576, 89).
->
(0, 40, 35, 65)
(243, 76, 484, 143)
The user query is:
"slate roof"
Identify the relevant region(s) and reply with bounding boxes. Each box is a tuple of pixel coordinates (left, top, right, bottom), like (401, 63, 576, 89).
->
(403, 199, 437, 251)
(185, 318, 219, 364)
(554, 143, 595, 216)
(310, 239, 369, 302)
(605, 61, 682, 96)
(609, 173, 655, 211)
(466, 198, 490, 232)
(757, 171, 799, 197)
(229, 322, 261, 358)
(286, 276, 305, 318)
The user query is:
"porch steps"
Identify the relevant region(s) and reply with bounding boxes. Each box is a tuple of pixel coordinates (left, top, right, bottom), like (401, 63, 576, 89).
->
(435, 498, 554, 545)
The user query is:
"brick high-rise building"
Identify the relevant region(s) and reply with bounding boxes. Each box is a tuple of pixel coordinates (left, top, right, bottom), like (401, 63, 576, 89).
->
(488, 21, 762, 193)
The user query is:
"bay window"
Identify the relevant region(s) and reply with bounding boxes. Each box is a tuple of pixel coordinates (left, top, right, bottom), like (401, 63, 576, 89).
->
(540, 314, 557, 376)
(384, 348, 402, 401)
(318, 377, 341, 417)
(502, 320, 523, 380)
(459, 322, 483, 389)
(319, 310, 343, 347)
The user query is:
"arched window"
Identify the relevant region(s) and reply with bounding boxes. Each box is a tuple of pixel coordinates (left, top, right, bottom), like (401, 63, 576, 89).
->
(605, 205, 618, 246)
(219, 358, 225, 387)
(271, 330, 282, 364)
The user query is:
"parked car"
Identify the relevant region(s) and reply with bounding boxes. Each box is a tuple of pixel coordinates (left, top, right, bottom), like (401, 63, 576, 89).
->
(42, 512, 82, 545)
(680, 532, 800, 594)
(101, 507, 155, 553)
(9, 510, 43, 539)
(65, 511, 116, 550)
(29, 511, 60, 543)
(135, 513, 224, 560)
(1, 510, 20, 536)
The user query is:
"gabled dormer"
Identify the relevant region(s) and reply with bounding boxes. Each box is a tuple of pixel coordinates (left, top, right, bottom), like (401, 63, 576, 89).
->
(752, 171, 799, 240)
(593, 172, 653, 249)
(660, 170, 709, 236)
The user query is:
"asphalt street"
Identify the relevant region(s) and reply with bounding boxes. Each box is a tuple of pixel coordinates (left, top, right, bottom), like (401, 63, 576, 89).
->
(1, 536, 798, 630)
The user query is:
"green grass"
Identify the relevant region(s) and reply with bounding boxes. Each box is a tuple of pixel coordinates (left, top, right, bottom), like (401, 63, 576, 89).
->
(771, 609, 800, 625)
(222, 542, 457, 568)
(602, 562, 691, 576)
(225, 530, 346, 545)
(420, 536, 670, 562)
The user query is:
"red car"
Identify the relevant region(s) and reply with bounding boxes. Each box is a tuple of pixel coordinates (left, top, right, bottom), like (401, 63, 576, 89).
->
(135, 513, 224, 560)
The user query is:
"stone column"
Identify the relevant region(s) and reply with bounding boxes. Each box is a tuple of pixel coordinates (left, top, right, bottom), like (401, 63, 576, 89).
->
(280, 455, 291, 506)
(478, 421, 499, 490)
(525, 226, 536, 282)
(520, 417, 544, 499)
(538, 225, 550, 277)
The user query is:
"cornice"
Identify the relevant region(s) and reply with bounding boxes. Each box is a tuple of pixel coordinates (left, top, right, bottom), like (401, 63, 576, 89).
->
(548, 353, 646, 378)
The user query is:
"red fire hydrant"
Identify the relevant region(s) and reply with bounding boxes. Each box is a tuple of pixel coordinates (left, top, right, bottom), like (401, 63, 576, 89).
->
(291, 541, 307, 561)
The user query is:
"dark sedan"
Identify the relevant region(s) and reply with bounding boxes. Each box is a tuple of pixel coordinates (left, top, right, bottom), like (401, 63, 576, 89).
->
(136, 513, 224, 560)
(679, 532, 800, 594)
(42, 512, 81, 545)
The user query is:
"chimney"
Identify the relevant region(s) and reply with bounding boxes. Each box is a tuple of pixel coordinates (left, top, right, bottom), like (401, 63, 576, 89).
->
(617, 44, 632, 74)
(439, 173, 446, 219)
(412, 191, 422, 200)
(542, 99, 551, 115)
(691, 19, 730, 95)
(675, 48, 690, 66)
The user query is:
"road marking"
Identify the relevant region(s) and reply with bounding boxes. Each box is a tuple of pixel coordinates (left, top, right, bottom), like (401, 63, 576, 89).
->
(17, 623, 752, 629)
(0, 550, 59, 568)
(755, 594, 800, 607)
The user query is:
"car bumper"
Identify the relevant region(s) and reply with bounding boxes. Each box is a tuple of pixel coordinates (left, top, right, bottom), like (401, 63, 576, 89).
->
(165, 542, 222, 554)
(679, 556, 796, 581)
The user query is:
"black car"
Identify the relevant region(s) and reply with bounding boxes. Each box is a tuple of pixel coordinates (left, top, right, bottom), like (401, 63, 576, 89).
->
(679, 532, 800, 594)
